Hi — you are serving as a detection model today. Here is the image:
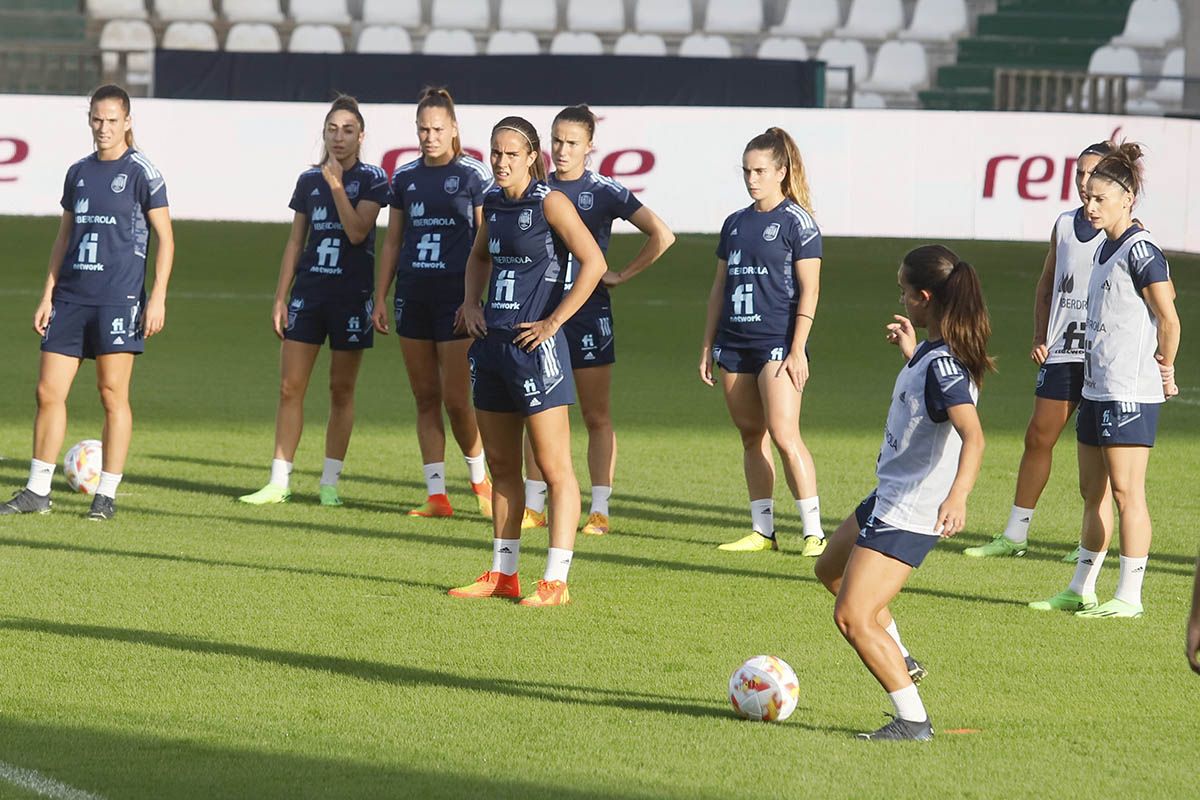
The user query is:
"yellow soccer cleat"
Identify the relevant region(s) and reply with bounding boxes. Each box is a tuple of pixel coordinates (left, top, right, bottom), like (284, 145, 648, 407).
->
(519, 579, 571, 607)
(800, 535, 827, 557)
(472, 478, 493, 519)
(448, 571, 521, 599)
(581, 511, 609, 536)
(718, 532, 778, 552)
(521, 507, 547, 530)
(238, 483, 291, 505)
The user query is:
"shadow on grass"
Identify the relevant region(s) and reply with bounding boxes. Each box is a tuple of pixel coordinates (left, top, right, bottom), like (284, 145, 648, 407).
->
(145, 452, 428, 491)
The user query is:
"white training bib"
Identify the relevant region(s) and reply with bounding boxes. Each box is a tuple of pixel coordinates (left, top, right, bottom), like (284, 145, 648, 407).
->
(1044, 209, 1102, 365)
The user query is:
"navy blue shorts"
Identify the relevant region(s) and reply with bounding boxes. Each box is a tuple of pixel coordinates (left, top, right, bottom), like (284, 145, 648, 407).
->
(394, 284, 466, 342)
(285, 296, 373, 350)
(1077, 399, 1160, 447)
(712, 342, 791, 375)
(1035, 361, 1085, 402)
(852, 492, 939, 568)
(41, 299, 144, 360)
(564, 306, 615, 369)
(470, 329, 575, 416)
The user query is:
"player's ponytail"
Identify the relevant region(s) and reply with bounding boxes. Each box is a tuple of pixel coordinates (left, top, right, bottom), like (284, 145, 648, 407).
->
(745, 127, 813, 214)
(553, 103, 597, 142)
(89, 84, 135, 149)
(902, 245, 996, 387)
(319, 93, 365, 165)
(492, 116, 545, 181)
(1090, 140, 1145, 198)
(417, 85, 462, 158)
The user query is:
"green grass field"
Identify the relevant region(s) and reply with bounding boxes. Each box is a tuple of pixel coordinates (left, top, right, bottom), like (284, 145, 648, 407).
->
(0, 216, 1197, 799)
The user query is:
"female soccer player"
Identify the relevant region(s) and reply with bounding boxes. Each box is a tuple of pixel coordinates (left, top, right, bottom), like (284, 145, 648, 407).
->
(520, 104, 676, 536)
(239, 95, 389, 507)
(967, 142, 1113, 561)
(1, 84, 174, 521)
(1030, 142, 1180, 618)
(372, 87, 493, 518)
(448, 116, 608, 607)
(698, 127, 825, 557)
(814, 245, 992, 741)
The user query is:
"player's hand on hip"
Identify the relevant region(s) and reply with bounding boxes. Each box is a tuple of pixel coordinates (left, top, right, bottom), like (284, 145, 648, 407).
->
(455, 303, 487, 339)
(144, 295, 166, 337)
(32, 298, 53, 336)
(1031, 343, 1049, 364)
(776, 350, 808, 392)
(935, 493, 966, 538)
(699, 347, 715, 386)
(1156, 354, 1178, 398)
(371, 301, 390, 335)
(600, 270, 625, 288)
(271, 300, 287, 340)
(886, 315, 916, 359)
(514, 318, 559, 351)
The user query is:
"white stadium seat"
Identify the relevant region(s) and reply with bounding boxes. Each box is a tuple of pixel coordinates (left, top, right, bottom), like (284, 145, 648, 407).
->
(816, 38, 870, 92)
(362, 0, 420, 26)
(99, 19, 154, 49)
(161, 21, 218, 49)
(88, 0, 147, 19)
(678, 33, 733, 58)
(486, 30, 540, 54)
(289, 0, 350, 25)
(634, 0, 691, 34)
(859, 40, 929, 92)
(1145, 47, 1184, 103)
(549, 31, 604, 54)
(154, 0, 214, 22)
(834, 0, 903, 40)
(423, 28, 479, 55)
(1113, 0, 1181, 48)
(756, 36, 808, 61)
(705, 0, 763, 35)
(613, 32, 668, 56)
(356, 25, 413, 53)
(566, 0, 624, 34)
(498, 0, 557, 32)
(772, 0, 840, 38)
(899, 0, 968, 42)
(223, 0, 283, 24)
(288, 24, 344, 53)
(225, 22, 282, 51)
(1088, 44, 1144, 94)
(432, 0, 490, 31)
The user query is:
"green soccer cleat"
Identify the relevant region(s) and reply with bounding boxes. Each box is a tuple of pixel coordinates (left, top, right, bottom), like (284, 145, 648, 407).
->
(800, 535, 827, 557)
(1075, 598, 1143, 619)
(319, 485, 343, 507)
(1029, 589, 1097, 612)
(964, 535, 1027, 558)
(1062, 544, 1081, 563)
(238, 483, 291, 505)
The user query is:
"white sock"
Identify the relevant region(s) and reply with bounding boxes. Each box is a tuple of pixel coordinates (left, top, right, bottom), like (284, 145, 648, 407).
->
(888, 683, 927, 723)
(544, 547, 573, 583)
(96, 471, 122, 499)
(422, 462, 446, 496)
(1068, 547, 1107, 596)
(884, 620, 911, 659)
(797, 496, 823, 539)
(270, 458, 292, 489)
(750, 498, 774, 539)
(492, 538, 520, 575)
(27, 458, 55, 496)
(590, 485, 612, 516)
(1114, 555, 1148, 607)
(465, 453, 486, 484)
(525, 479, 548, 514)
(1003, 505, 1035, 544)
(320, 457, 343, 487)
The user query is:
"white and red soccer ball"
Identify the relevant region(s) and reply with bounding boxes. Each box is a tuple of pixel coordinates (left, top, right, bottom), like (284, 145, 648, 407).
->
(728, 655, 800, 722)
(63, 439, 103, 495)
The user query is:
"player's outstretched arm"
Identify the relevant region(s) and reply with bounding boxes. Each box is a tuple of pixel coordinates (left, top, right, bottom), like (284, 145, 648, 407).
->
(272, 213, 307, 339)
(935, 403, 985, 538)
(33, 210, 73, 335)
(143, 206, 175, 337)
(604, 206, 675, 288)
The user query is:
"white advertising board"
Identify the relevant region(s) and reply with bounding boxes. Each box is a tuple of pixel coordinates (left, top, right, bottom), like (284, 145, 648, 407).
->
(1, 95, 1197, 252)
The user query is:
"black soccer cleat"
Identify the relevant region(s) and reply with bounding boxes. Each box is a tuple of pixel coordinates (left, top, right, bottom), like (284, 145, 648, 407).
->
(0, 488, 52, 516)
(905, 655, 928, 685)
(857, 714, 934, 742)
(87, 494, 116, 521)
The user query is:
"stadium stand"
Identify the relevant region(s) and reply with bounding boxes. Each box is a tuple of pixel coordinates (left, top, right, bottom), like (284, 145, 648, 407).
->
(154, 0, 215, 23)
(361, 0, 420, 27)
(834, 0, 905, 42)
(756, 36, 809, 61)
(486, 29, 541, 55)
(161, 20, 217, 50)
(859, 40, 931, 101)
(287, 24, 345, 54)
(613, 32, 669, 56)
(355, 24, 413, 54)
(705, 0, 764, 35)
(817, 37, 871, 94)
(634, 0, 692, 35)
(1112, 0, 1181, 48)
(88, 0, 148, 21)
(432, 0, 490, 31)
(422, 28, 478, 56)
(224, 21, 281, 52)
(678, 32, 734, 58)
(566, 0, 625, 34)
(222, 0, 284, 24)
(498, 0, 557, 33)
(771, 0, 841, 39)
(900, 0, 970, 43)
(289, 0, 351, 26)
(549, 30, 604, 54)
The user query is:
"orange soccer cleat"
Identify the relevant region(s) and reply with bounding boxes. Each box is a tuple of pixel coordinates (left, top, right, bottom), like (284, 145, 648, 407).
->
(472, 478, 493, 519)
(521, 507, 547, 530)
(519, 579, 571, 607)
(408, 493, 453, 517)
(580, 511, 609, 536)
(448, 571, 521, 599)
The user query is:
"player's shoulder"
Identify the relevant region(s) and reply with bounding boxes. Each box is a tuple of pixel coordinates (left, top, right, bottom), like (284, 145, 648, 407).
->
(531, 181, 553, 201)
(722, 205, 751, 232)
(357, 161, 388, 181)
(297, 165, 322, 182)
(586, 170, 629, 197)
(483, 183, 505, 204)
(66, 153, 95, 173)
(781, 200, 817, 232)
(391, 157, 422, 181)
(126, 149, 163, 181)
(457, 154, 491, 181)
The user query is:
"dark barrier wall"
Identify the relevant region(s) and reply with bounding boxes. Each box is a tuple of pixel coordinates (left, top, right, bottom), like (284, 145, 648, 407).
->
(154, 51, 823, 107)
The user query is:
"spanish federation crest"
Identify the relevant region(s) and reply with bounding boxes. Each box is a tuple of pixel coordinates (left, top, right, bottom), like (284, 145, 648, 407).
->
(345, 180, 360, 199)
(577, 191, 594, 211)
(110, 173, 128, 193)
(763, 222, 781, 242)
(518, 208, 533, 231)
(444, 175, 460, 194)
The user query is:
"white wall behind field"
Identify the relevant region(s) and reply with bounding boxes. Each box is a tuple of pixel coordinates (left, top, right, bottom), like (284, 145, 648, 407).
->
(1, 95, 1198, 253)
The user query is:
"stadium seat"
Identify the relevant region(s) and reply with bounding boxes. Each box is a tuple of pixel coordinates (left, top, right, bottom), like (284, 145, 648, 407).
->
(816, 38, 870, 92)
(899, 0, 968, 42)
(549, 31, 604, 54)
(498, 0, 557, 32)
(432, 0, 490, 31)
(678, 33, 733, 58)
(289, 0, 350, 25)
(634, 0, 691, 34)
(154, 0, 214, 22)
(223, 0, 283, 24)
(356, 25, 413, 53)
(362, 0, 420, 26)
(88, 0, 148, 20)
(771, 0, 840, 38)
(1112, 0, 1181, 48)
(613, 32, 668, 56)
(859, 41, 929, 92)
(1145, 47, 1184, 103)
(566, 0, 624, 34)
(225, 22, 283, 51)
(161, 21, 218, 49)
(288, 24, 344, 53)
(704, 0, 763, 35)
(1088, 44, 1143, 94)
(834, 0, 903, 41)
(422, 28, 479, 55)
(99, 19, 154, 50)
(756, 36, 808, 61)
(486, 30, 540, 55)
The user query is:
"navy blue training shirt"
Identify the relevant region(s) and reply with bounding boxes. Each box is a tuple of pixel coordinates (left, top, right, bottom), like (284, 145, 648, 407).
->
(482, 180, 568, 331)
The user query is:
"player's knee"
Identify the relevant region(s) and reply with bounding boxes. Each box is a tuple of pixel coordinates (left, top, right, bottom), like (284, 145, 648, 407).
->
(279, 377, 306, 404)
(96, 381, 127, 410)
(1109, 484, 1144, 514)
(329, 380, 356, 408)
(1024, 421, 1057, 451)
(443, 395, 472, 422)
(832, 602, 868, 641)
(813, 554, 839, 589)
(35, 381, 63, 409)
(737, 425, 767, 450)
(767, 424, 801, 452)
(581, 407, 611, 434)
(410, 384, 442, 414)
